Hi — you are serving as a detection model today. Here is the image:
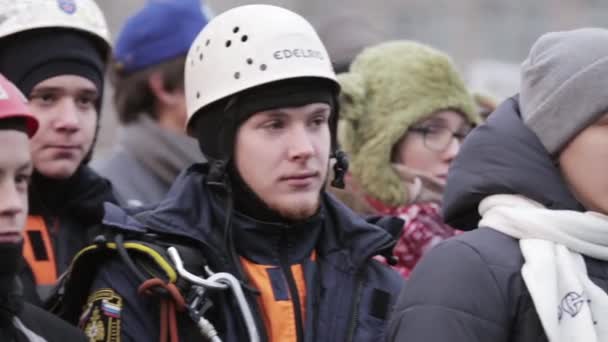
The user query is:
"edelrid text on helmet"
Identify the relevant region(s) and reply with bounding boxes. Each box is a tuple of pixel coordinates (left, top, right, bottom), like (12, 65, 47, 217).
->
(184, 4, 339, 133)
(0, 0, 111, 56)
(273, 49, 325, 61)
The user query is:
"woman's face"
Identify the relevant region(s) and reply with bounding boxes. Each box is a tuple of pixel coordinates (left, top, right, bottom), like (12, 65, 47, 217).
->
(393, 110, 471, 185)
(559, 112, 608, 215)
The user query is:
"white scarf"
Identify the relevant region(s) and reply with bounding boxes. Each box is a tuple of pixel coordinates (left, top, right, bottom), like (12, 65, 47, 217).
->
(478, 194, 608, 342)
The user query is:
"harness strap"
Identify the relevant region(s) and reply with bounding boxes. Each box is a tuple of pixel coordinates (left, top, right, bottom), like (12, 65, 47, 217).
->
(23, 216, 57, 285)
(138, 278, 186, 342)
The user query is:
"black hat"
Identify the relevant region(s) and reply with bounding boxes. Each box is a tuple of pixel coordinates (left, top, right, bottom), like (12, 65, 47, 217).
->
(0, 29, 105, 99)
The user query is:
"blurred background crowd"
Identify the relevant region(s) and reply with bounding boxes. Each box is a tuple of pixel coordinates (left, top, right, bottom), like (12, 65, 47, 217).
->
(94, 0, 606, 158)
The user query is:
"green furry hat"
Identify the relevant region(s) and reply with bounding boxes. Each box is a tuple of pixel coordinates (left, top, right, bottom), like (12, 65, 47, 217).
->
(338, 41, 480, 206)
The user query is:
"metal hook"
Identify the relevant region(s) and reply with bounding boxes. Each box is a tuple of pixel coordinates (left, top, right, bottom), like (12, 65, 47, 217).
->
(168, 247, 260, 342)
(167, 247, 227, 290)
(206, 272, 260, 342)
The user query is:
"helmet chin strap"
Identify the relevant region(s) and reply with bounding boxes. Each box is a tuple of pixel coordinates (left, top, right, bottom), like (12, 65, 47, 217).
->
(206, 159, 229, 188)
(331, 149, 349, 189)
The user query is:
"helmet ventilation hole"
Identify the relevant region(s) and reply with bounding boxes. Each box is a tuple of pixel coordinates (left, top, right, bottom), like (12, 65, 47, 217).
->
(206, 39, 211, 46)
(234, 72, 241, 79)
(226, 40, 232, 47)
(233, 26, 240, 33)
(260, 64, 267, 71)
(241, 35, 248, 42)
(246, 58, 253, 65)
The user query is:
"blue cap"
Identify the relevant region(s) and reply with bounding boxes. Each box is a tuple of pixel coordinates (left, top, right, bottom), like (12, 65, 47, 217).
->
(114, 0, 210, 74)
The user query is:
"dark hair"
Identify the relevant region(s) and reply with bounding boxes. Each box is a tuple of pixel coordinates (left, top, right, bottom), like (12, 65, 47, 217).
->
(110, 56, 186, 124)
(191, 77, 339, 162)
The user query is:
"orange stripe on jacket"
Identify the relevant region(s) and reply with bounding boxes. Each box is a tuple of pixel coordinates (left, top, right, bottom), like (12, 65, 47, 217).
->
(241, 255, 312, 342)
(22, 215, 57, 285)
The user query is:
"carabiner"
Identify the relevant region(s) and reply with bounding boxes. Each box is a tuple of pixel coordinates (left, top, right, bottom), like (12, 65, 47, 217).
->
(167, 247, 227, 290)
(206, 271, 260, 342)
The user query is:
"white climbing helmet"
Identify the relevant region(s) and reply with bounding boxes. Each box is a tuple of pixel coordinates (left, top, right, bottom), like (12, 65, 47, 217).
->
(0, 0, 111, 55)
(185, 4, 338, 132)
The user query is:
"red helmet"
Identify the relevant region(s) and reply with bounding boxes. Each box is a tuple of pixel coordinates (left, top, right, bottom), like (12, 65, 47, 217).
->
(0, 73, 38, 137)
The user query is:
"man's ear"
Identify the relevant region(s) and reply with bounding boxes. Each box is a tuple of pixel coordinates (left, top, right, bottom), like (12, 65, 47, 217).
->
(148, 72, 181, 106)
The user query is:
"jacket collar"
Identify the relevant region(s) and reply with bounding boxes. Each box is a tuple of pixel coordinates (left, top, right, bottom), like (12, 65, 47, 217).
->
(102, 163, 396, 270)
(442, 96, 583, 230)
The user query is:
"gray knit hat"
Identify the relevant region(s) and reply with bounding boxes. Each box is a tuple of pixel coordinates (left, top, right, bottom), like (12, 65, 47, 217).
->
(520, 28, 608, 155)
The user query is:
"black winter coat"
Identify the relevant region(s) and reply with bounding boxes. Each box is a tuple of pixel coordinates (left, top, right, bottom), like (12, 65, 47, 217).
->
(21, 166, 117, 304)
(84, 164, 404, 342)
(0, 303, 87, 342)
(387, 97, 608, 342)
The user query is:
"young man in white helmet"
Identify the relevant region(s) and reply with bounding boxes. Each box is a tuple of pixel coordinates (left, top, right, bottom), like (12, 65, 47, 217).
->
(0, 0, 117, 305)
(0, 73, 88, 341)
(64, 4, 404, 342)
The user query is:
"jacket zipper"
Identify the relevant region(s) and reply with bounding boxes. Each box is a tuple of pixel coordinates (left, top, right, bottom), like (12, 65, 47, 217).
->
(188, 238, 270, 342)
(280, 231, 304, 342)
(346, 274, 364, 342)
(218, 250, 270, 342)
(345, 238, 392, 342)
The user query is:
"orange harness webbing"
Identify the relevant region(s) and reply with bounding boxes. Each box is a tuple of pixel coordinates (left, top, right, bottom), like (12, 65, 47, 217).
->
(23, 216, 57, 285)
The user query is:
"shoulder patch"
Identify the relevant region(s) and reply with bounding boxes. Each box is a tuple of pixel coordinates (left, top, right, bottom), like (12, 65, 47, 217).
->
(80, 288, 123, 341)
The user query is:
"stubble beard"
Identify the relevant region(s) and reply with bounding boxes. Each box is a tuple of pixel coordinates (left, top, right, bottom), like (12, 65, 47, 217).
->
(268, 195, 321, 221)
(265, 166, 330, 221)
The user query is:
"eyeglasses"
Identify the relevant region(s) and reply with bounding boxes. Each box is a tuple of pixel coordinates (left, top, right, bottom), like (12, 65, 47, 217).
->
(408, 125, 471, 152)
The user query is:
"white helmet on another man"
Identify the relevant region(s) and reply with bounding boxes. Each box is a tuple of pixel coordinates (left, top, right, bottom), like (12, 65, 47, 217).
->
(185, 4, 338, 131)
(0, 0, 110, 56)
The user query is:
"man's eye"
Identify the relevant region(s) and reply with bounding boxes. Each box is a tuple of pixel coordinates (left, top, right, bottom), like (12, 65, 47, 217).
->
(264, 120, 284, 130)
(78, 96, 96, 106)
(32, 93, 56, 104)
(311, 116, 328, 126)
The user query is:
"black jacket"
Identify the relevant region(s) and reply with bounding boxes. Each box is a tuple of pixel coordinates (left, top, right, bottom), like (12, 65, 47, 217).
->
(387, 97, 607, 342)
(0, 303, 87, 342)
(84, 164, 404, 342)
(21, 166, 116, 304)
(0, 272, 86, 342)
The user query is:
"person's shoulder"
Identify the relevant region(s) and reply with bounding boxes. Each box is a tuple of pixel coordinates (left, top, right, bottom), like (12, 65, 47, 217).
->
(92, 149, 146, 181)
(388, 228, 523, 334)
(92, 151, 162, 206)
(450, 227, 524, 271)
(400, 227, 524, 309)
(19, 303, 87, 341)
(365, 258, 405, 292)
